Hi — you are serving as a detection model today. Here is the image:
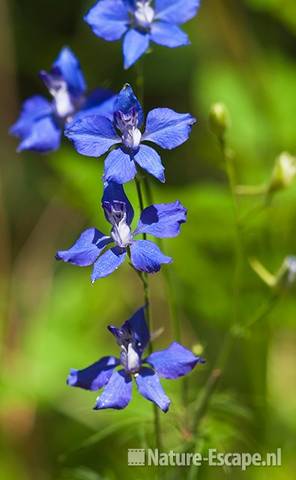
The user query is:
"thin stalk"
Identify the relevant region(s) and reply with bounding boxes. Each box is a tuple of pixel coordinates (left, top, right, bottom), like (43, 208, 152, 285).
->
(245, 293, 279, 329)
(142, 175, 188, 423)
(136, 59, 144, 106)
(135, 176, 146, 220)
(134, 176, 162, 452)
(189, 133, 279, 464)
(142, 176, 181, 342)
(219, 136, 243, 327)
(235, 184, 267, 196)
(189, 135, 244, 445)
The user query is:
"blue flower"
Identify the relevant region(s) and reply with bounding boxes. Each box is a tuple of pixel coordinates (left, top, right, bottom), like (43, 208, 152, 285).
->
(67, 307, 205, 411)
(65, 83, 196, 184)
(10, 47, 115, 153)
(56, 181, 187, 281)
(85, 0, 201, 69)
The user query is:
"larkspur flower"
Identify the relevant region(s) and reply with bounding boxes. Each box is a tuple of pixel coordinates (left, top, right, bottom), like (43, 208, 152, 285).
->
(10, 47, 115, 153)
(65, 83, 196, 184)
(56, 181, 187, 281)
(67, 307, 205, 411)
(84, 0, 201, 69)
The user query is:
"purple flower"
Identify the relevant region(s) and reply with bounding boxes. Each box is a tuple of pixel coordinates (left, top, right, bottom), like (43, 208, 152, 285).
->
(65, 83, 196, 184)
(56, 181, 187, 281)
(10, 47, 115, 153)
(67, 307, 205, 411)
(85, 0, 201, 69)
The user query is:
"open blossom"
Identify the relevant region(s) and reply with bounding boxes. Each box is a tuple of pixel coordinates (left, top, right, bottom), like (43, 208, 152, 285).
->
(85, 0, 201, 69)
(68, 307, 205, 411)
(56, 181, 187, 282)
(65, 83, 196, 184)
(10, 47, 115, 153)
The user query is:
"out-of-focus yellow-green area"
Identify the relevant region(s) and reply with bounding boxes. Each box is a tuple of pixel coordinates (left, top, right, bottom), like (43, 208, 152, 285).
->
(0, 0, 296, 479)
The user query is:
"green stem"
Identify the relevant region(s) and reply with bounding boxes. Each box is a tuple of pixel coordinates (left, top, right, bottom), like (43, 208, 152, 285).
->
(134, 176, 162, 452)
(142, 176, 181, 342)
(135, 176, 146, 220)
(235, 184, 267, 196)
(136, 59, 144, 106)
(245, 293, 279, 329)
(220, 137, 243, 327)
(142, 175, 188, 424)
(189, 135, 244, 446)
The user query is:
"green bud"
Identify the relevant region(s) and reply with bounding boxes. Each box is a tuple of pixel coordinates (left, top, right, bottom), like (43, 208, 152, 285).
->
(275, 256, 296, 290)
(268, 152, 296, 193)
(209, 102, 230, 138)
(192, 343, 204, 356)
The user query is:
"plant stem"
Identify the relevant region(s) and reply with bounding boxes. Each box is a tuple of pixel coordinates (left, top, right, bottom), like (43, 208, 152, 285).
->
(142, 175, 189, 425)
(142, 176, 181, 342)
(135, 176, 146, 221)
(245, 293, 279, 329)
(190, 144, 279, 446)
(235, 184, 267, 196)
(136, 59, 144, 106)
(220, 137, 243, 327)
(190, 135, 244, 444)
(134, 176, 162, 452)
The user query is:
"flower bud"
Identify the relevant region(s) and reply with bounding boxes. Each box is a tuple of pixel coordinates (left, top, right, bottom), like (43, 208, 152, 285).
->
(192, 343, 204, 356)
(275, 256, 296, 290)
(268, 152, 296, 193)
(209, 102, 230, 138)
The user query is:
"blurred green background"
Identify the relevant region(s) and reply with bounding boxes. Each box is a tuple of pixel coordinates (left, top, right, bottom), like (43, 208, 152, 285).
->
(0, 0, 296, 479)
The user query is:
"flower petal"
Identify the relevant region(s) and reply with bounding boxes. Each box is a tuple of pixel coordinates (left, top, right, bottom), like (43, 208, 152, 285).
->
(143, 108, 196, 149)
(155, 0, 200, 24)
(130, 240, 172, 273)
(91, 247, 127, 282)
(125, 306, 150, 352)
(146, 342, 205, 379)
(150, 22, 189, 48)
(104, 148, 137, 184)
(85, 0, 129, 41)
(114, 83, 144, 127)
(102, 181, 134, 225)
(123, 29, 150, 70)
(135, 367, 170, 412)
(135, 201, 187, 238)
(134, 145, 165, 183)
(67, 356, 119, 391)
(65, 115, 120, 157)
(56, 228, 111, 267)
(17, 115, 61, 153)
(10, 95, 53, 138)
(53, 47, 86, 96)
(94, 369, 132, 410)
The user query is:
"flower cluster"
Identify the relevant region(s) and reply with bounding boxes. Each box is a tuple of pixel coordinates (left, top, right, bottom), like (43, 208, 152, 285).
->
(68, 307, 204, 411)
(10, 1, 203, 413)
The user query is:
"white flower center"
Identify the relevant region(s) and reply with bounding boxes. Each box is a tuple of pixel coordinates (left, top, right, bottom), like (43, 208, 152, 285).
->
(127, 343, 141, 373)
(51, 81, 75, 119)
(111, 215, 133, 248)
(120, 343, 141, 374)
(122, 127, 142, 150)
(134, 1, 155, 29)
